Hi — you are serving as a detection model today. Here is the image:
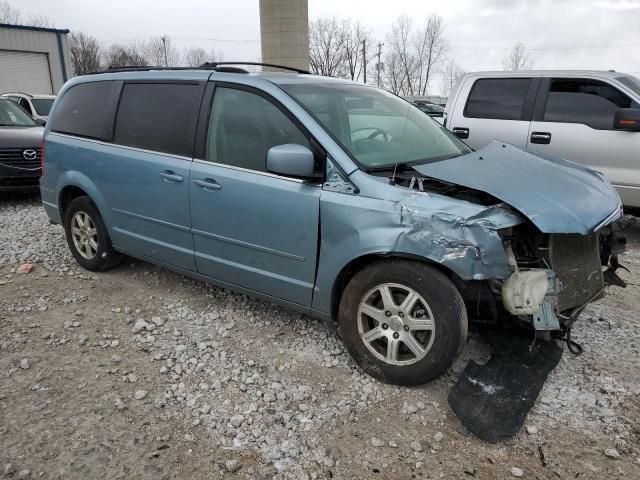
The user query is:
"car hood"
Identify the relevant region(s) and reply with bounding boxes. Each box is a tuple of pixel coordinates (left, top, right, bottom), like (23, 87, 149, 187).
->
(412, 141, 621, 234)
(0, 126, 44, 149)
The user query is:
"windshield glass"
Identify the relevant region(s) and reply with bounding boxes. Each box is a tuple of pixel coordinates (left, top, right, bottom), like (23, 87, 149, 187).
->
(31, 98, 54, 116)
(617, 75, 640, 96)
(0, 99, 37, 127)
(282, 83, 470, 169)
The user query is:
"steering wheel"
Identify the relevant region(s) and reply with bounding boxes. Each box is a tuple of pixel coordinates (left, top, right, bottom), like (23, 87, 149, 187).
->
(351, 127, 391, 142)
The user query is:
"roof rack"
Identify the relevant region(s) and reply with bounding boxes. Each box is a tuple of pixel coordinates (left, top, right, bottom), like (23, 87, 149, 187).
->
(88, 62, 310, 76)
(201, 62, 310, 74)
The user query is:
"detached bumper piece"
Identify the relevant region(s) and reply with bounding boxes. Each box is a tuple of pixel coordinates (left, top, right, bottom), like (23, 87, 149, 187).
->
(448, 334, 563, 443)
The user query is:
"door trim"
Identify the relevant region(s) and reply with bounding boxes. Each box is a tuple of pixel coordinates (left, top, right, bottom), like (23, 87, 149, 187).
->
(191, 158, 318, 185)
(191, 227, 306, 261)
(112, 208, 191, 232)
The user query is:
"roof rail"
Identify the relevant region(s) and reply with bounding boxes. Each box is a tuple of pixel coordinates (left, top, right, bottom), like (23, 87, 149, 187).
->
(201, 62, 310, 74)
(87, 62, 310, 76)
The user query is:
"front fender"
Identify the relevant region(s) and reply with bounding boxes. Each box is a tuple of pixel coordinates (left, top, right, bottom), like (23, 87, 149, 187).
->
(312, 189, 523, 315)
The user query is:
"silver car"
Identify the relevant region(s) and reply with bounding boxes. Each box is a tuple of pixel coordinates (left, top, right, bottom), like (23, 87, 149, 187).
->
(445, 70, 640, 207)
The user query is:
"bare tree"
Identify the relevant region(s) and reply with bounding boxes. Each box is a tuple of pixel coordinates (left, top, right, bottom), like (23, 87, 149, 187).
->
(441, 59, 465, 97)
(25, 14, 54, 28)
(386, 15, 415, 95)
(502, 43, 534, 71)
(0, 0, 53, 27)
(341, 19, 371, 82)
(209, 48, 224, 62)
(103, 43, 147, 68)
(69, 32, 101, 75)
(413, 14, 447, 95)
(309, 18, 346, 77)
(382, 52, 410, 95)
(143, 36, 180, 67)
(0, 0, 20, 23)
(184, 47, 208, 67)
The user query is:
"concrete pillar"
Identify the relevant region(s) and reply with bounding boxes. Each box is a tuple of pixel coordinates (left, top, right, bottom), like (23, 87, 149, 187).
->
(259, 0, 309, 72)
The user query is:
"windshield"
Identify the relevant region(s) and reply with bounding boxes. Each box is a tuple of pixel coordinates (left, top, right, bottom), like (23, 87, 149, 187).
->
(617, 75, 640, 97)
(31, 98, 54, 116)
(282, 83, 470, 169)
(0, 99, 37, 127)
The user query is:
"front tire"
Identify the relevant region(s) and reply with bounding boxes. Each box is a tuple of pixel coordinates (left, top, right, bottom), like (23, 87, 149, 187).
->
(63, 196, 121, 271)
(338, 260, 467, 386)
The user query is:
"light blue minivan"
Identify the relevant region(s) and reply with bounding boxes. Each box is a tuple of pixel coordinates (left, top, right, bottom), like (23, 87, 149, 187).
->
(40, 63, 625, 385)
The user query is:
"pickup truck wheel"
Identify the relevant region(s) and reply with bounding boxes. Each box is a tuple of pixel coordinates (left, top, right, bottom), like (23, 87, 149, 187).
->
(63, 196, 121, 271)
(338, 260, 467, 386)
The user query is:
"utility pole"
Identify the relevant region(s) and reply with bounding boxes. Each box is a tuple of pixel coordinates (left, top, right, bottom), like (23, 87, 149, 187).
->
(161, 35, 169, 67)
(361, 39, 367, 84)
(376, 42, 384, 87)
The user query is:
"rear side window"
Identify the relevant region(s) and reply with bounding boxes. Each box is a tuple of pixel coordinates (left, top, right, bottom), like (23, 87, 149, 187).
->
(49, 81, 121, 140)
(464, 78, 531, 120)
(114, 83, 202, 157)
(543, 78, 639, 130)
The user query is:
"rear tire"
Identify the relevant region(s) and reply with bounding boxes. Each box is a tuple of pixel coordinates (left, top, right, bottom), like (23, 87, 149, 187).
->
(338, 260, 467, 386)
(63, 196, 122, 271)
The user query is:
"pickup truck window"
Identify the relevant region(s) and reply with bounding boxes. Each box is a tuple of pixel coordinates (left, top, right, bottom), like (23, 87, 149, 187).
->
(543, 78, 639, 130)
(464, 78, 530, 120)
(616, 75, 640, 96)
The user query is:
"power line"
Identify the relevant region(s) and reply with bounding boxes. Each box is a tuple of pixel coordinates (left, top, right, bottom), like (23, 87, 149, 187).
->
(449, 43, 640, 51)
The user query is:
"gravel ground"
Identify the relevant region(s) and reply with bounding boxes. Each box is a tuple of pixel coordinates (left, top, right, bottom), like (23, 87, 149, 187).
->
(1, 193, 639, 479)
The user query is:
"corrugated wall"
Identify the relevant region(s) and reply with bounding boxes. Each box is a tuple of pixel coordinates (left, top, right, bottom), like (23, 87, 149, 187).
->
(0, 26, 72, 93)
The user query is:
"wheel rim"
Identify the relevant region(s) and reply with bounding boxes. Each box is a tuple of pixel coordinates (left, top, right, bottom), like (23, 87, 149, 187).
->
(70, 211, 98, 260)
(357, 283, 436, 366)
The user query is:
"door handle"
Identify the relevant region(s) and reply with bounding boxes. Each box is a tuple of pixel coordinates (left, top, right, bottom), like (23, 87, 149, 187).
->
(194, 178, 222, 191)
(160, 170, 184, 183)
(452, 127, 469, 139)
(530, 132, 552, 144)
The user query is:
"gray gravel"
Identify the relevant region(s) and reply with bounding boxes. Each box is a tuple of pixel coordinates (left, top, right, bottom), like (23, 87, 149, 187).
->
(2, 195, 640, 478)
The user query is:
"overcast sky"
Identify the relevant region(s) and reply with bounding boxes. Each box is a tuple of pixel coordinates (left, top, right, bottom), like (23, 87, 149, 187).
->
(14, 0, 640, 94)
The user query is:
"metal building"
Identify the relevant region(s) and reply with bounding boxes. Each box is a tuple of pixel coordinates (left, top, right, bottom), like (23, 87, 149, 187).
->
(0, 23, 72, 94)
(259, 0, 309, 71)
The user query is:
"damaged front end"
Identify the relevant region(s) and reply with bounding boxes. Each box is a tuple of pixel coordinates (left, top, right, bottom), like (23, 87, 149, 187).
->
(373, 163, 627, 337)
(499, 223, 627, 333)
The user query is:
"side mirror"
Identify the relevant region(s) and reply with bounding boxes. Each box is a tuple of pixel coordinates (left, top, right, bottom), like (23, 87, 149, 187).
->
(613, 108, 640, 131)
(35, 118, 46, 126)
(266, 144, 315, 178)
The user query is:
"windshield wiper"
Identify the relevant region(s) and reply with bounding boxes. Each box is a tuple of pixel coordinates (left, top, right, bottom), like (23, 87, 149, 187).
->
(365, 163, 412, 173)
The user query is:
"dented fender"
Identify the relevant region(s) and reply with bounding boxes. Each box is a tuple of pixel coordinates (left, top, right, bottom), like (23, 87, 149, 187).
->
(312, 184, 524, 315)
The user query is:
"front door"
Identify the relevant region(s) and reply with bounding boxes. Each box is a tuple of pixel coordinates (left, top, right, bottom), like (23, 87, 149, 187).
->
(189, 84, 321, 306)
(526, 77, 640, 206)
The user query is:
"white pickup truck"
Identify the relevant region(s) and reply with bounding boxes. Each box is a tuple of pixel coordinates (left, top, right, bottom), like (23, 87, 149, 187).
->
(444, 70, 640, 208)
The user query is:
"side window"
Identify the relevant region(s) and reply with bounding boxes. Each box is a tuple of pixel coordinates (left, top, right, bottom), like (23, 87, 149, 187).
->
(206, 87, 310, 173)
(18, 98, 32, 114)
(464, 78, 531, 120)
(543, 78, 639, 130)
(49, 81, 121, 140)
(114, 83, 202, 157)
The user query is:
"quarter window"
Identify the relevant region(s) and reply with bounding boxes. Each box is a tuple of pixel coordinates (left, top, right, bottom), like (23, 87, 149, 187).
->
(543, 78, 639, 130)
(206, 87, 310, 173)
(464, 78, 531, 120)
(114, 83, 202, 157)
(49, 81, 121, 141)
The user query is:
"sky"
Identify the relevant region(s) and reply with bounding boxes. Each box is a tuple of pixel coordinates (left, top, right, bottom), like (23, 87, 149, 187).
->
(12, 0, 640, 95)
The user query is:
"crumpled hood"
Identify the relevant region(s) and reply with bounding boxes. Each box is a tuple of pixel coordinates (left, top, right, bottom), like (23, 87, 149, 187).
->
(412, 141, 622, 234)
